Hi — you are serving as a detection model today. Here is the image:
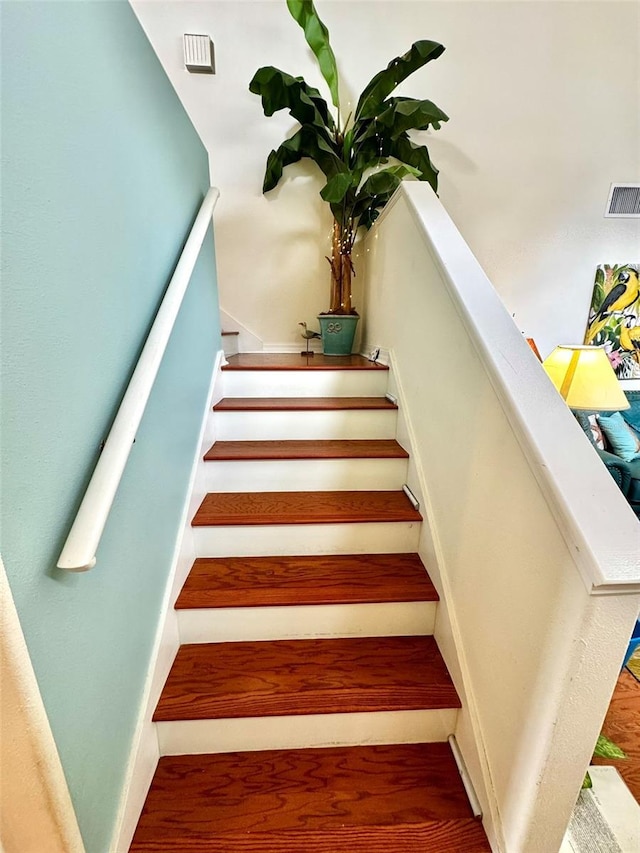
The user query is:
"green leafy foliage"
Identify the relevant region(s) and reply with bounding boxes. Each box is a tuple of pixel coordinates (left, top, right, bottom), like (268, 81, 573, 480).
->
(366, 97, 449, 138)
(391, 135, 439, 191)
(250, 6, 446, 223)
(355, 164, 420, 209)
(249, 67, 335, 132)
(320, 171, 356, 203)
(593, 734, 626, 761)
(286, 0, 340, 110)
(355, 40, 446, 121)
(582, 734, 626, 790)
(250, 1, 448, 310)
(263, 127, 344, 192)
(352, 165, 420, 228)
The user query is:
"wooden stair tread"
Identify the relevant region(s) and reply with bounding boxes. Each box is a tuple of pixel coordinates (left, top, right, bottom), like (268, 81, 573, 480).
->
(130, 822, 490, 853)
(221, 330, 239, 336)
(130, 744, 490, 852)
(192, 490, 422, 527)
(204, 439, 409, 461)
(176, 553, 438, 609)
(222, 353, 388, 371)
(213, 396, 397, 412)
(153, 636, 459, 721)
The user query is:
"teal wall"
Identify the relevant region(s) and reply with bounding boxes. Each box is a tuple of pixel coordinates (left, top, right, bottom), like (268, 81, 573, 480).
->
(0, 2, 221, 850)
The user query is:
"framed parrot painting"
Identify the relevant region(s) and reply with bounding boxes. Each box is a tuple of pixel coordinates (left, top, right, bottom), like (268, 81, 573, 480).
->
(584, 263, 640, 379)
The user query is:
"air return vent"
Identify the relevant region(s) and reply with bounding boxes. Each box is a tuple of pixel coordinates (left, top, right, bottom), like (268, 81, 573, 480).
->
(605, 183, 640, 218)
(184, 34, 215, 74)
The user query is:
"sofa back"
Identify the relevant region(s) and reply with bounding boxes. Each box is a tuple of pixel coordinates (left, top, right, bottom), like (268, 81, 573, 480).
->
(622, 390, 640, 434)
(575, 391, 640, 449)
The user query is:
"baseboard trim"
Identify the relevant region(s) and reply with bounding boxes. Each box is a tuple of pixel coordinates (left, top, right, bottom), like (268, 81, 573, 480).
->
(263, 342, 323, 354)
(359, 341, 390, 366)
(111, 348, 225, 853)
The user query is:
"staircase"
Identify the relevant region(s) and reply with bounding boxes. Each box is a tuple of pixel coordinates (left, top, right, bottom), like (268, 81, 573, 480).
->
(130, 354, 490, 852)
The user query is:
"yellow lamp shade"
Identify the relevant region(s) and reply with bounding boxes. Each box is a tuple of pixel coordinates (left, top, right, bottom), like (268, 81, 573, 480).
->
(542, 345, 630, 411)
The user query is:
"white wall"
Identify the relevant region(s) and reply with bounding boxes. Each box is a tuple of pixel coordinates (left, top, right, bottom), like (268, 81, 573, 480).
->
(363, 185, 640, 852)
(131, 0, 639, 353)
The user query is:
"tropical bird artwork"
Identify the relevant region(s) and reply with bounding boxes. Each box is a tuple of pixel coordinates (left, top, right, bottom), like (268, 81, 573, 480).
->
(299, 321, 321, 356)
(585, 266, 640, 344)
(584, 264, 640, 379)
(620, 322, 640, 363)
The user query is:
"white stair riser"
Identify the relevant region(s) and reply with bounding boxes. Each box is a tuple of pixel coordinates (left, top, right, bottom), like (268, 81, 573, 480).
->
(177, 601, 436, 644)
(193, 521, 421, 557)
(214, 410, 397, 440)
(203, 457, 408, 492)
(157, 708, 458, 756)
(222, 370, 388, 398)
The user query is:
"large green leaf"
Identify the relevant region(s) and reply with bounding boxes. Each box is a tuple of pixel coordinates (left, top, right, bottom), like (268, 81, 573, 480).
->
(320, 171, 356, 203)
(249, 66, 335, 132)
(391, 134, 439, 191)
(376, 97, 449, 137)
(358, 164, 421, 196)
(351, 133, 438, 192)
(263, 126, 344, 192)
(350, 164, 420, 226)
(352, 132, 393, 174)
(286, 0, 340, 110)
(355, 40, 445, 121)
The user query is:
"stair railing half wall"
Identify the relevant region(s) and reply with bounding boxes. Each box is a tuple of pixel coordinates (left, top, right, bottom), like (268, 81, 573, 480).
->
(362, 183, 640, 853)
(57, 187, 220, 572)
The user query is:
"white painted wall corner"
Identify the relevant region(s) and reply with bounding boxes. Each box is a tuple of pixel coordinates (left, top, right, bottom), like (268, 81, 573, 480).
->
(0, 558, 85, 853)
(219, 308, 263, 353)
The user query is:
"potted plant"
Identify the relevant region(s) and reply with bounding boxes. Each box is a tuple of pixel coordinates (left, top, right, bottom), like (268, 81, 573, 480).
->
(250, 0, 448, 355)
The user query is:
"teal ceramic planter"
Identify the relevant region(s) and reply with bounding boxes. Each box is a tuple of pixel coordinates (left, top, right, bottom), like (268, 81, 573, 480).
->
(318, 314, 359, 356)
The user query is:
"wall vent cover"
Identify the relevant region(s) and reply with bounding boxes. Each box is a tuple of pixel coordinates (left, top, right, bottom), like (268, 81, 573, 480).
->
(605, 183, 640, 218)
(184, 34, 215, 74)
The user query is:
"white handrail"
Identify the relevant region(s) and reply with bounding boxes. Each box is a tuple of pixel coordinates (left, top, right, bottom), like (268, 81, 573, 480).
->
(57, 187, 220, 572)
(395, 183, 640, 593)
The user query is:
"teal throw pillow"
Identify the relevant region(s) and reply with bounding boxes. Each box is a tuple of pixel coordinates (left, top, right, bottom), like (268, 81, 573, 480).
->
(599, 412, 640, 462)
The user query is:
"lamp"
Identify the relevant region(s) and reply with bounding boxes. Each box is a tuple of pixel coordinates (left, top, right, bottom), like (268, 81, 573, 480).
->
(542, 345, 630, 411)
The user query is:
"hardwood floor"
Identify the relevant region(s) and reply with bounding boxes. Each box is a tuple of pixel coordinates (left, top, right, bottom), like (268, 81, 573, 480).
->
(175, 554, 438, 609)
(221, 353, 388, 371)
(592, 669, 640, 802)
(192, 490, 423, 527)
(204, 439, 409, 461)
(153, 636, 460, 722)
(129, 743, 491, 852)
(213, 396, 397, 411)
